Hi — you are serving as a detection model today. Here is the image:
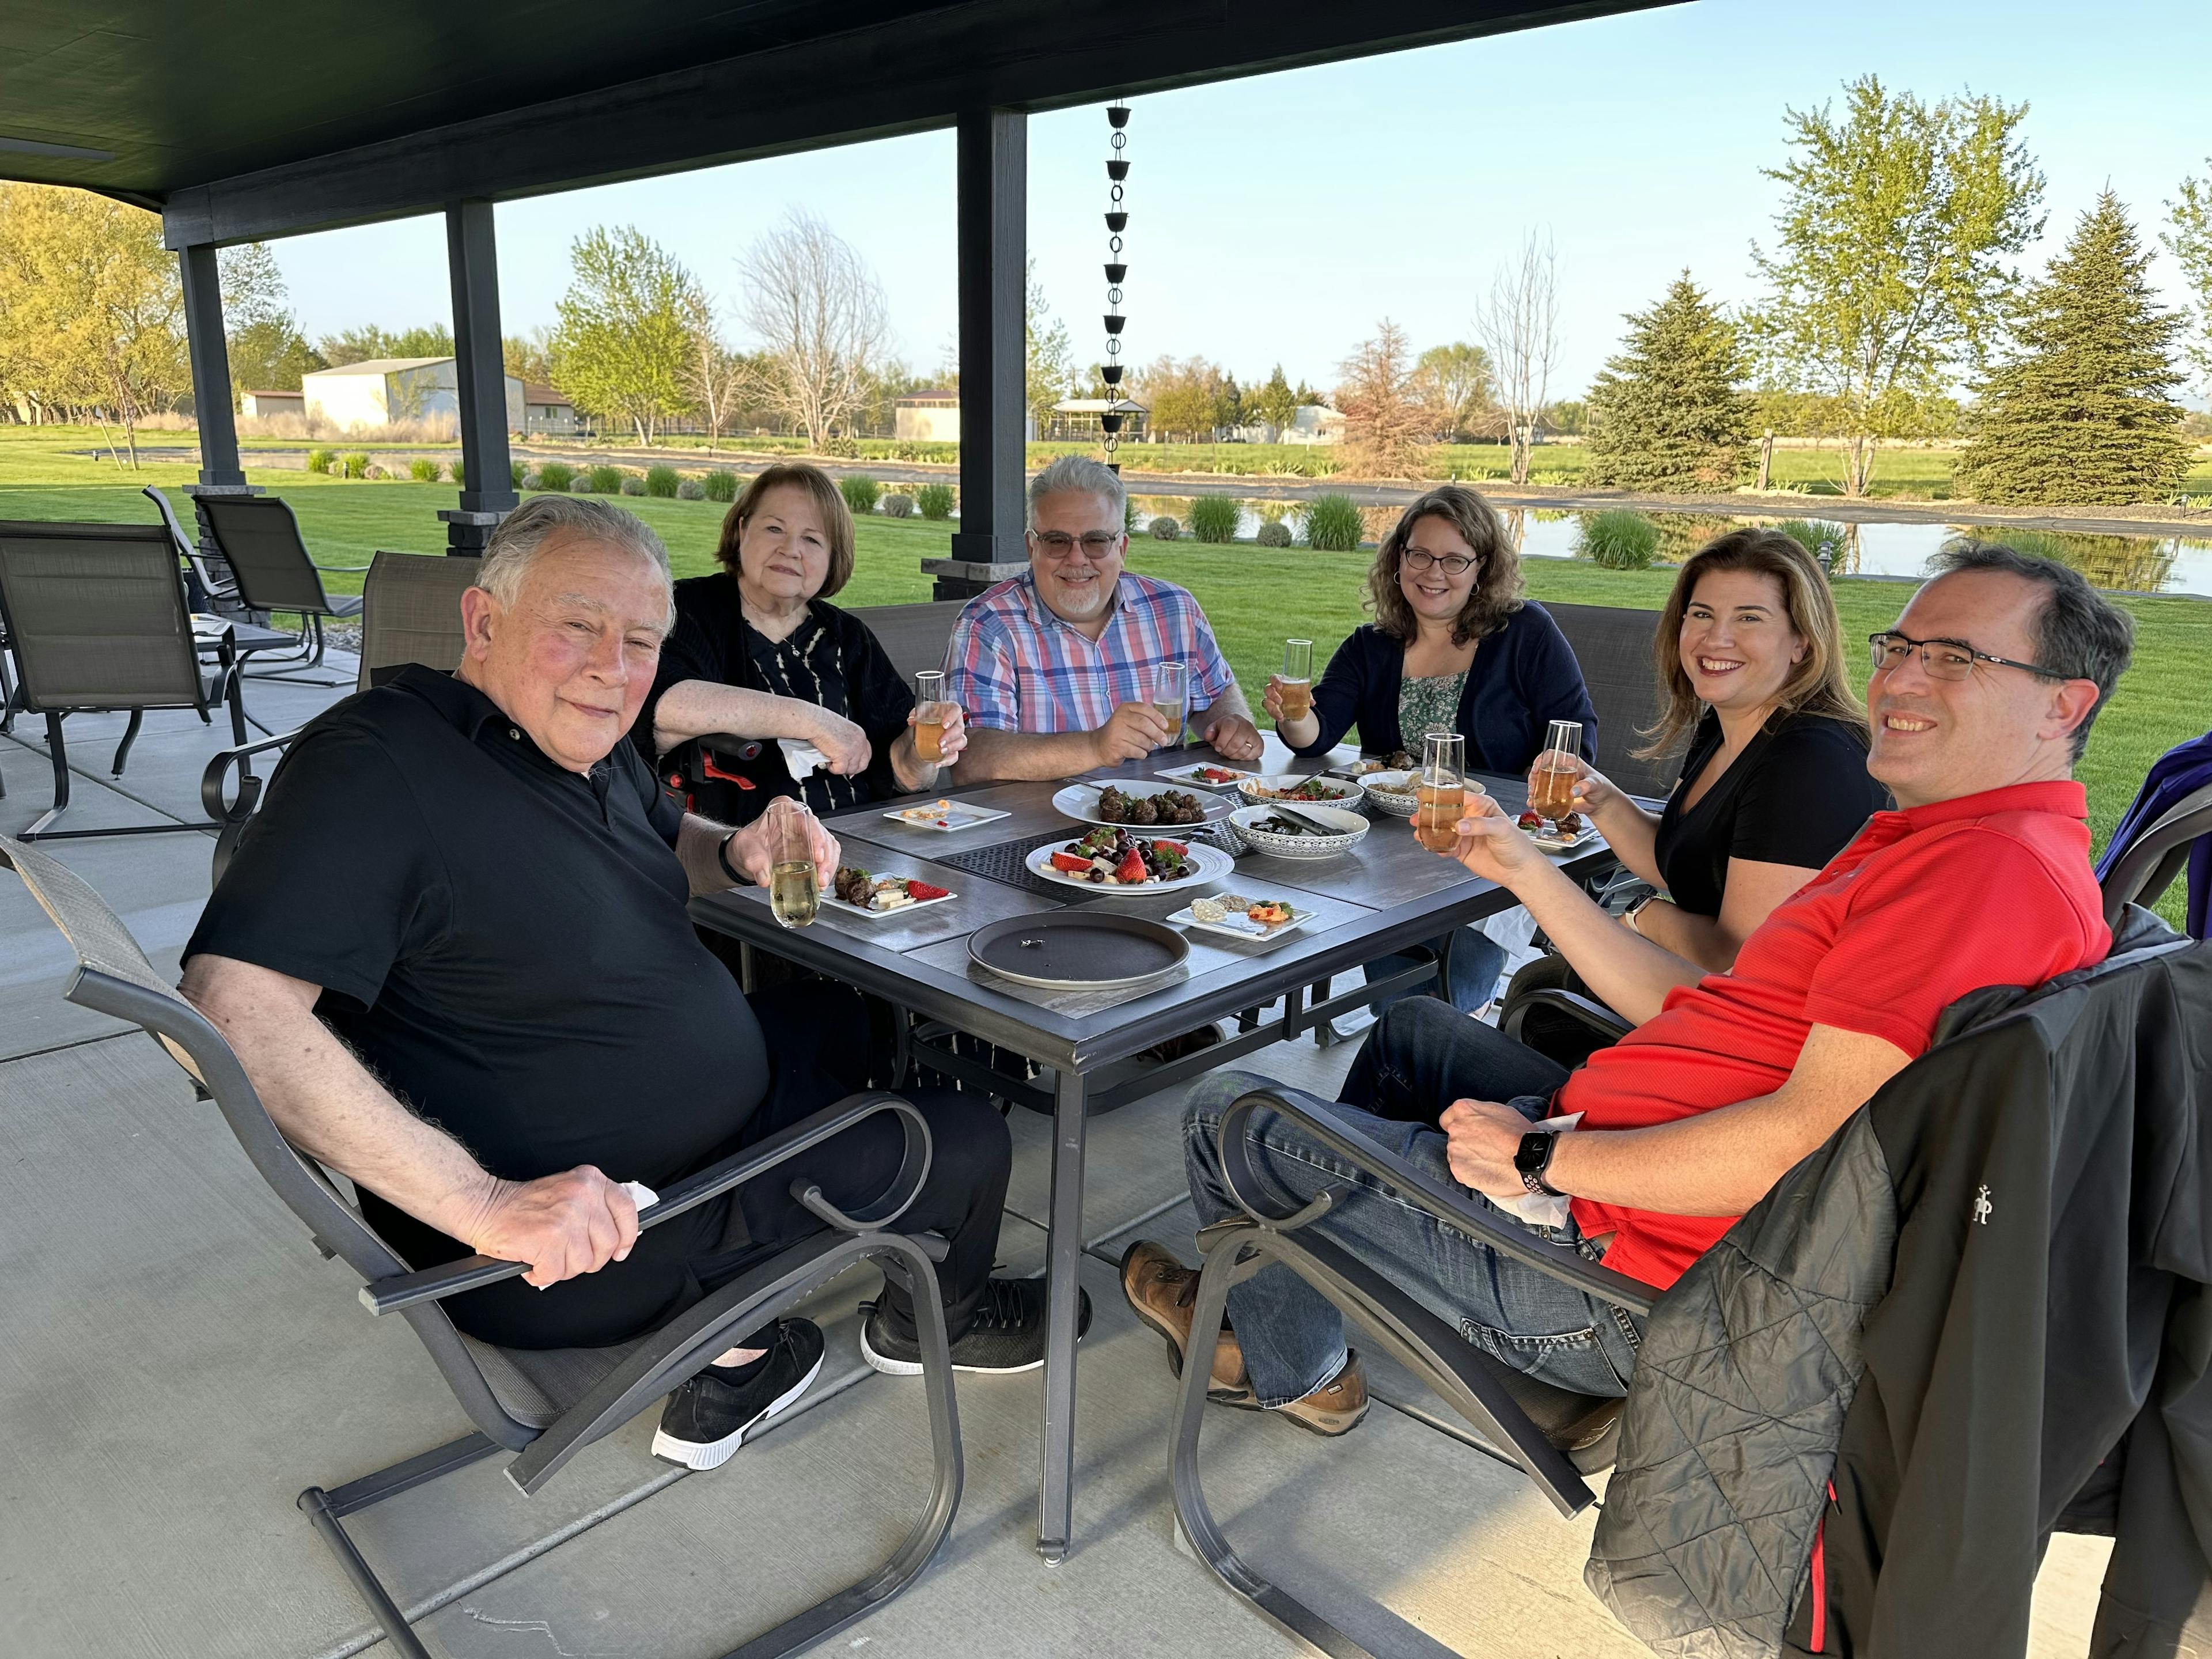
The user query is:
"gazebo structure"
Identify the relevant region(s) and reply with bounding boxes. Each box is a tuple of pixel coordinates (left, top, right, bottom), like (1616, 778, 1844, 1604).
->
(3, 1, 1669, 570)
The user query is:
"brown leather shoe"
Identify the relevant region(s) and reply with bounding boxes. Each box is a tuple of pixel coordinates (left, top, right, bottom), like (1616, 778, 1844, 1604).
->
(1118, 1239, 1369, 1436)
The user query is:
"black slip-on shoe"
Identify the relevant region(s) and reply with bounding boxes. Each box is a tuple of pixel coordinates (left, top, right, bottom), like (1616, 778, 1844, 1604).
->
(859, 1276, 1091, 1376)
(651, 1318, 827, 1470)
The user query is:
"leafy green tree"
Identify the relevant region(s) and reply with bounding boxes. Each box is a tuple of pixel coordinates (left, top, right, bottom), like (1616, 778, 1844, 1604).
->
(220, 242, 324, 399)
(1415, 342, 1497, 440)
(1748, 75, 2045, 497)
(317, 323, 454, 365)
(552, 225, 700, 446)
(1584, 274, 1756, 492)
(1138, 355, 1235, 441)
(1247, 363, 1298, 432)
(1025, 257, 1074, 429)
(503, 328, 555, 387)
(2164, 161, 2212, 385)
(1956, 193, 2191, 506)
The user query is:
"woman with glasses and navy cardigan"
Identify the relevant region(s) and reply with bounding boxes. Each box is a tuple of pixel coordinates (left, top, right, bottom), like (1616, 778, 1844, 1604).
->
(1264, 484, 1597, 1013)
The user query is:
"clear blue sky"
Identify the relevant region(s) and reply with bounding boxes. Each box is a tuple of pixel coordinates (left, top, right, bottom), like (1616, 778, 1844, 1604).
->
(265, 0, 2212, 401)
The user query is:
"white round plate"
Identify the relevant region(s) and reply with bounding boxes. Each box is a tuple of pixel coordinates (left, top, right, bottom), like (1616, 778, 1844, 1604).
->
(1233, 773, 1366, 808)
(1230, 803, 1370, 859)
(1024, 837, 1236, 895)
(1051, 779, 1233, 829)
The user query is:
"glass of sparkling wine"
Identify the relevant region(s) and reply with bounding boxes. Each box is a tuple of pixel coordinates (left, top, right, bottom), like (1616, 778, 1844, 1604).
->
(1152, 661, 1188, 749)
(1279, 638, 1313, 722)
(1529, 719, 1583, 825)
(1416, 730, 1466, 853)
(913, 670, 949, 764)
(766, 797, 820, 929)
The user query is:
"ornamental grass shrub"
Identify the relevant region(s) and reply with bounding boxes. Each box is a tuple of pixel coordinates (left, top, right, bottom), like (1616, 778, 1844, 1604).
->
(645, 464, 680, 498)
(535, 461, 575, 491)
(1188, 495, 1241, 543)
(306, 448, 336, 474)
(1301, 493, 1362, 551)
(342, 452, 370, 479)
(880, 493, 915, 518)
(703, 469, 740, 502)
(840, 475, 881, 514)
(587, 464, 623, 494)
(1576, 508, 1660, 570)
(1149, 516, 1181, 540)
(916, 482, 955, 519)
(408, 459, 440, 483)
(1777, 519, 1849, 577)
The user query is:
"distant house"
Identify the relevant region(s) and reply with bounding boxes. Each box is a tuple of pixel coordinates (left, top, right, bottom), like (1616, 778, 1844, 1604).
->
(240, 389, 304, 419)
(1281, 404, 1344, 445)
(1039, 397, 1148, 444)
(301, 358, 524, 431)
(522, 382, 579, 435)
(893, 389, 961, 442)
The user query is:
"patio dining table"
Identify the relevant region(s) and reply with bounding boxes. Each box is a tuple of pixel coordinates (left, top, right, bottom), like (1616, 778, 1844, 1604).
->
(690, 735, 1619, 1565)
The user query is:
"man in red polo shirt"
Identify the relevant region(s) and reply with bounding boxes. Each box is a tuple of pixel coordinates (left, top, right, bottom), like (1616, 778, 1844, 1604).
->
(1121, 542, 2134, 1434)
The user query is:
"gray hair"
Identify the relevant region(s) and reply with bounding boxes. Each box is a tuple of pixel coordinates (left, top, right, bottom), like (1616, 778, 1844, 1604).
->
(1027, 453, 1126, 531)
(1929, 539, 2135, 762)
(475, 495, 675, 630)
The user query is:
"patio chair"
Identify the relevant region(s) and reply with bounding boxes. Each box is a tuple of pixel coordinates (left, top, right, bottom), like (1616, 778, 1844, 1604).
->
(0, 521, 249, 842)
(1541, 602, 1680, 801)
(202, 551, 479, 880)
(844, 600, 964, 682)
(0, 831, 964, 1659)
(195, 492, 372, 680)
(1166, 906, 2192, 1657)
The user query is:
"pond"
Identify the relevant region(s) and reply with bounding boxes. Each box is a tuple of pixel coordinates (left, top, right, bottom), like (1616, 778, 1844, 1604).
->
(1122, 495, 2212, 599)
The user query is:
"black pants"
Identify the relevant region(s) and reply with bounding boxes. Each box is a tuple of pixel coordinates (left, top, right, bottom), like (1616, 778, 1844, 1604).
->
(441, 986, 1010, 1350)
(1338, 995, 1572, 1127)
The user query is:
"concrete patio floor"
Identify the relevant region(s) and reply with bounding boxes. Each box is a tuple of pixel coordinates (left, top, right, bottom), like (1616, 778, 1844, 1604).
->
(0, 660, 2116, 1657)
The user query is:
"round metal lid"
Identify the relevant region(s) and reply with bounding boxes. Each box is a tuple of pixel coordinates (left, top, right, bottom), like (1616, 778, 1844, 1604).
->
(967, 912, 1190, 992)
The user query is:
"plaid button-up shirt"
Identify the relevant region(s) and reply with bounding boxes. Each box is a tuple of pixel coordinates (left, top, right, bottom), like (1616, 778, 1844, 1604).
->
(943, 570, 1236, 734)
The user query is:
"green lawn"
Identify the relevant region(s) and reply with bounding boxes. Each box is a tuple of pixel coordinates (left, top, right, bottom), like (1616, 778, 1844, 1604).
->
(6, 468, 2204, 924)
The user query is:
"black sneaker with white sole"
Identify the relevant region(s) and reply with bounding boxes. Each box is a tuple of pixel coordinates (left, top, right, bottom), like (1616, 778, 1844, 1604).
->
(859, 1277, 1090, 1376)
(651, 1318, 826, 1470)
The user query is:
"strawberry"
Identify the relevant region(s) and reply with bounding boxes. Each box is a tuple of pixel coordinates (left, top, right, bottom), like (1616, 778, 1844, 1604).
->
(1049, 851, 1092, 873)
(1115, 849, 1147, 884)
(906, 880, 949, 900)
(1151, 838, 1187, 856)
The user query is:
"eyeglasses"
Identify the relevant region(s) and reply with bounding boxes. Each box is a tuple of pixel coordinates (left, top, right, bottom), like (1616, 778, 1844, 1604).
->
(1403, 549, 1477, 575)
(1868, 631, 2064, 682)
(1029, 531, 1123, 558)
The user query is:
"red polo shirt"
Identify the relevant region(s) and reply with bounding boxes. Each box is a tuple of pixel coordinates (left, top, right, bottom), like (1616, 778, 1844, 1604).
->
(1562, 780, 2110, 1291)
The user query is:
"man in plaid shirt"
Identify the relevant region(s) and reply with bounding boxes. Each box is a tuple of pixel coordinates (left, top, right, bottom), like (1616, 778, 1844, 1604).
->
(946, 456, 1266, 782)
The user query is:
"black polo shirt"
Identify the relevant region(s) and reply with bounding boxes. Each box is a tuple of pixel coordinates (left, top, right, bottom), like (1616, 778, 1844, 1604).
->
(187, 665, 768, 1342)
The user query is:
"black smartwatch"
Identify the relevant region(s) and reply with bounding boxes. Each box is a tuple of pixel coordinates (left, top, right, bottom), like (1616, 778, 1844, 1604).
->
(717, 831, 749, 887)
(1514, 1130, 1563, 1198)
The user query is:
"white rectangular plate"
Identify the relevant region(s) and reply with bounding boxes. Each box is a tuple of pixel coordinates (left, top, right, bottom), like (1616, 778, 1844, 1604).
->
(1166, 902, 1317, 944)
(823, 886, 960, 919)
(1154, 763, 1255, 791)
(881, 800, 1013, 832)
(1524, 825, 1601, 853)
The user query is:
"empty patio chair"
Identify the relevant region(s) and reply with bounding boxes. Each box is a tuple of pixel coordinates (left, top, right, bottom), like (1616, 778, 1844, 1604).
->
(1541, 601, 1679, 801)
(195, 492, 372, 677)
(0, 832, 964, 1659)
(0, 521, 249, 841)
(202, 550, 480, 879)
(1166, 905, 2203, 1657)
(843, 600, 964, 682)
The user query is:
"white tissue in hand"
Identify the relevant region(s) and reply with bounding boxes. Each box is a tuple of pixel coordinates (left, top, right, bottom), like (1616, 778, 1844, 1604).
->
(621, 1180, 658, 1213)
(778, 738, 827, 778)
(1497, 1112, 1581, 1230)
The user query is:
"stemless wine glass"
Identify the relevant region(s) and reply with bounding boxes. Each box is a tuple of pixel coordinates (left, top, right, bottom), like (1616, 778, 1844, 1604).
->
(913, 670, 949, 764)
(1151, 661, 1189, 749)
(1278, 639, 1313, 724)
(1529, 719, 1583, 825)
(765, 797, 820, 929)
(1416, 729, 1466, 853)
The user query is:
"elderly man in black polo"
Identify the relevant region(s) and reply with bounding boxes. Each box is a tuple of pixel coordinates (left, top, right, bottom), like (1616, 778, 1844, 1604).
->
(182, 495, 1070, 1473)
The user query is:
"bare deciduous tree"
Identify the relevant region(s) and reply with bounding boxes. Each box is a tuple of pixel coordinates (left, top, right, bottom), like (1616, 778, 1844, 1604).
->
(1336, 320, 1437, 479)
(682, 294, 752, 453)
(1472, 233, 1561, 486)
(738, 210, 889, 449)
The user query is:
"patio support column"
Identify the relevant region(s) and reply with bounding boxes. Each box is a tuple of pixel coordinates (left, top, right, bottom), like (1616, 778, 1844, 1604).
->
(934, 105, 1028, 601)
(177, 243, 257, 608)
(441, 199, 519, 555)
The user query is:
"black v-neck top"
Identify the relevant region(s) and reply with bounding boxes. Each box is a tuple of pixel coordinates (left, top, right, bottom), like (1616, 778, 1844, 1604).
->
(1650, 709, 1888, 917)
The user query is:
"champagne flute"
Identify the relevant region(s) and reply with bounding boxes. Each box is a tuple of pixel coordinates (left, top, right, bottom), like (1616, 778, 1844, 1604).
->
(1416, 729, 1466, 853)
(1151, 661, 1188, 750)
(766, 797, 820, 929)
(1529, 719, 1582, 825)
(1278, 638, 1313, 723)
(913, 670, 949, 765)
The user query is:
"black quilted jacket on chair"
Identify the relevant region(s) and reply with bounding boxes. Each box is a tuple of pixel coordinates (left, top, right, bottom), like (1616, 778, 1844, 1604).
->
(1585, 907, 2212, 1657)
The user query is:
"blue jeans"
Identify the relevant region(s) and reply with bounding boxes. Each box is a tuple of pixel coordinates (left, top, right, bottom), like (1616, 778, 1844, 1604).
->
(1181, 999, 1643, 1405)
(1362, 925, 1509, 1015)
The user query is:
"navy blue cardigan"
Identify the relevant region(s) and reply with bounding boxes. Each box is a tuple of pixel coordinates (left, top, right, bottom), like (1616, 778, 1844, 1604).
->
(1290, 604, 1599, 772)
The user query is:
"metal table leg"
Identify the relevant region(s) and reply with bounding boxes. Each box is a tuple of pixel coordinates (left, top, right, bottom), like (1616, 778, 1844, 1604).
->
(1036, 1065, 1088, 1563)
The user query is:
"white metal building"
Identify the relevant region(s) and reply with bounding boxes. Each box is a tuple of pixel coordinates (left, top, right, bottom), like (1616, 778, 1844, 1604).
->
(300, 358, 524, 431)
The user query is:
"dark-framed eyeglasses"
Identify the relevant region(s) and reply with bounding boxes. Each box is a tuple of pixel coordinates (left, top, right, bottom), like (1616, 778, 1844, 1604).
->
(1028, 530, 1123, 558)
(1403, 549, 1477, 575)
(1868, 631, 2065, 682)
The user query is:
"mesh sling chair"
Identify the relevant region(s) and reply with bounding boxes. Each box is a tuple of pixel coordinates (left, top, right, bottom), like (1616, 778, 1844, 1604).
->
(202, 551, 481, 881)
(0, 521, 249, 841)
(0, 832, 965, 1659)
(195, 493, 371, 681)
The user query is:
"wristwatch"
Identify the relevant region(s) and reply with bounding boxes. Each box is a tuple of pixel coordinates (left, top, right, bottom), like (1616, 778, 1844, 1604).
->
(1514, 1130, 1564, 1198)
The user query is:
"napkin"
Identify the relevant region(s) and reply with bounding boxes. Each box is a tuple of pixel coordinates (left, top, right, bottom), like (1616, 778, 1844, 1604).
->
(1495, 1112, 1581, 1230)
(778, 738, 828, 778)
(621, 1180, 659, 1213)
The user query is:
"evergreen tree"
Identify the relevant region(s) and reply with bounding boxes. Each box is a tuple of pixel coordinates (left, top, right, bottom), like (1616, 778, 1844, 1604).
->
(1584, 273, 1755, 491)
(1247, 363, 1297, 431)
(1957, 193, 2192, 505)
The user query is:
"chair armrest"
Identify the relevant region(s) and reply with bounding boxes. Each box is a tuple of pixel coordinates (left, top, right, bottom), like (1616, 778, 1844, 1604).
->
(357, 1090, 931, 1316)
(1215, 1086, 1658, 1316)
(311, 562, 377, 574)
(200, 729, 304, 823)
(1501, 986, 1633, 1046)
